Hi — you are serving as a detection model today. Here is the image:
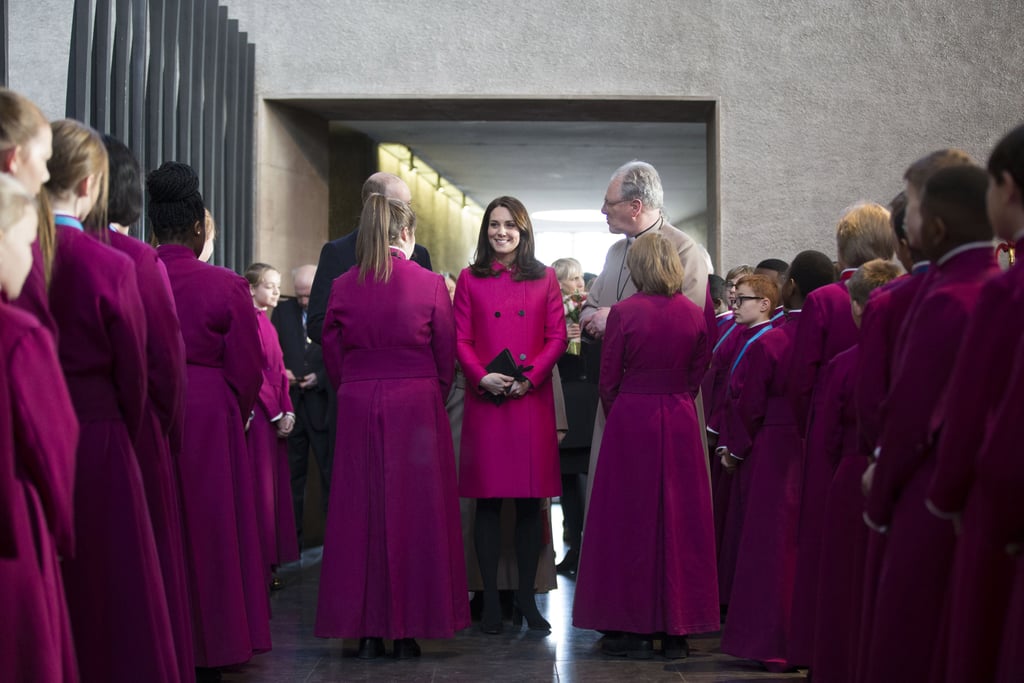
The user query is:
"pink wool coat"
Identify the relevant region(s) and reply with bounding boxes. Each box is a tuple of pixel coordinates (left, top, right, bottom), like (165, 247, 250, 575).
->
(454, 264, 567, 499)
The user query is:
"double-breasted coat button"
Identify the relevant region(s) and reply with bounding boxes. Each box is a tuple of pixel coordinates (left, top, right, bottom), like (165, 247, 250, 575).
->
(494, 311, 501, 318)
(519, 353, 527, 361)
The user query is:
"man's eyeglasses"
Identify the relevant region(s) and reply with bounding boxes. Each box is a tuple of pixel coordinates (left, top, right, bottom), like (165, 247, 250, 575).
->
(602, 197, 634, 209)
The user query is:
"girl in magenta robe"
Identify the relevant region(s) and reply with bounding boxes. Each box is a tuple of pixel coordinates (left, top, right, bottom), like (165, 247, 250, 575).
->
(0, 88, 58, 338)
(454, 196, 566, 635)
(101, 134, 195, 683)
(244, 262, 300, 580)
(0, 175, 79, 682)
(45, 120, 178, 682)
(315, 194, 467, 659)
(574, 233, 718, 659)
(149, 162, 270, 676)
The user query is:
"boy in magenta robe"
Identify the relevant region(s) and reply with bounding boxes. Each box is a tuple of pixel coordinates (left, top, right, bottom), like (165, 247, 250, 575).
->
(715, 252, 835, 671)
(925, 124, 1024, 683)
(811, 260, 901, 683)
(787, 203, 897, 667)
(862, 165, 1000, 683)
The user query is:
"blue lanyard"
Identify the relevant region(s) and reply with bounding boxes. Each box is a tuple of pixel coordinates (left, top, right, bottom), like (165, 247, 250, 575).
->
(54, 214, 84, 231)
(770, 309, 785, 323)
(730, 323, 772, 377)
(713, 321, 738, 353)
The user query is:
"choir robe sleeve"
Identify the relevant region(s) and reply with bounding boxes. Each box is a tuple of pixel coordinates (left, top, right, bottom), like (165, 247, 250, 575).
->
(109, 265, 148, 442)
(787, 292, 826, 434)
(975, 355, 1024, 539)
(598, 304, 626, 415)
(817, 354, 848, 474)
(866, 292, 964, 528)
(520, 270, 568, 390)
(139, 250, 186, 438)
(222, 277, 263, 419)
(11, 324, 79, 558)
(430, 275, 456, 402)
(854, 292, 891, 454)
(254, 314, 287, 419)
(927, 278, 1010, 515)
(723, 339, 771, 461)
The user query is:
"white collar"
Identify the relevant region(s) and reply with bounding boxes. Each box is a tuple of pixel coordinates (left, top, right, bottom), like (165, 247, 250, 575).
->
(937, 241, 994, 266)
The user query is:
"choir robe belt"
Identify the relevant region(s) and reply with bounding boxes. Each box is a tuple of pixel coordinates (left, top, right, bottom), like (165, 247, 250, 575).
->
(619, 369, 692, 394)
(65, 374, 125, 420)
(339, 347, 440, 383)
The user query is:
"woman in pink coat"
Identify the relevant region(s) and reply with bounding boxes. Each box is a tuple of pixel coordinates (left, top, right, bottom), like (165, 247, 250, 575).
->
(0, 174, 79, 682)
(573, 233, 718, 659)
(149, 162, 270, 680)
(315, 194, 468, 659)
(454, 196, 567, 634)
(245, 262, 300, 586)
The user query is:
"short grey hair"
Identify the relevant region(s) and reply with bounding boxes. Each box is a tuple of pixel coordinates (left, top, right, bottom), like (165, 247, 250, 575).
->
(612, 160, 664, 211)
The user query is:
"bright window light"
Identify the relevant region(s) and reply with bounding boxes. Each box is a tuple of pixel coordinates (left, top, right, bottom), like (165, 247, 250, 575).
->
(532, 209, 606, 223)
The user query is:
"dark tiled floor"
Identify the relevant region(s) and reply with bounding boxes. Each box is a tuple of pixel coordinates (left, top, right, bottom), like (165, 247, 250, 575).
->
(225, 507, 806, 682)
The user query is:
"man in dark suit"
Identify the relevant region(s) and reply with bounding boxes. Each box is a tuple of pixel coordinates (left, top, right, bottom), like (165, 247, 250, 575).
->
(306, 172, 432, 344)
(272, 264, 333, 550)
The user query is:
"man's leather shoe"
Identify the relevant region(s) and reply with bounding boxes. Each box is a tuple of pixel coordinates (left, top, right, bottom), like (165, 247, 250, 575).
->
(600, 633, 654, 659)
(356, 637, 385, 659)
(392, 638, 421, 659)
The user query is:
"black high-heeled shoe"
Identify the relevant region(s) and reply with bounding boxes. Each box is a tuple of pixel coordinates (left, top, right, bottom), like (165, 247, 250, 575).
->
(512, 598, 551, 631)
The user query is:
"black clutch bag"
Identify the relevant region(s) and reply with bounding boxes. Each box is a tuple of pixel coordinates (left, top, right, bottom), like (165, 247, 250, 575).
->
(483, 348, 534, 405)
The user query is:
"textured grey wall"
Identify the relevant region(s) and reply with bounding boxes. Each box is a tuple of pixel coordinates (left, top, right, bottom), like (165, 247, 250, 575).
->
(9, 0, 1024, 268)
(209, 0, 1024, 268)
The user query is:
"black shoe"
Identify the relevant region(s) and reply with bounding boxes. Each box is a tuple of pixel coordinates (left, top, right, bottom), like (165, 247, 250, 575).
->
(392, 638, 421, 659)
(661, 635, 690, 659)
(195, 667, 222, 682)
(480, 591, 503, 634)
(356, 637, 385, 659)
(556, 547, 579, 575)
(269, 575, 284, 591)
(601, 633, 654, 659)
(512, 598, 551, 631)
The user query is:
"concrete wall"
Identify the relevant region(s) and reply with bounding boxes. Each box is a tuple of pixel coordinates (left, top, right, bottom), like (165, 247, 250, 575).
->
(8, 0, 1024, 269)
(255, 102, 329, 284)
(215, 0, 1024, 269)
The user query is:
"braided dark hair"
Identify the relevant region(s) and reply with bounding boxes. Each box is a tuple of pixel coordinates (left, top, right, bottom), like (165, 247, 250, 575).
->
(146, 161, 205, 244)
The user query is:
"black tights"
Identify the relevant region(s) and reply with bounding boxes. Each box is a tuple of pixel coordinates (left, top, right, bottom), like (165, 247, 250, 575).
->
(474, 498, 542, 618)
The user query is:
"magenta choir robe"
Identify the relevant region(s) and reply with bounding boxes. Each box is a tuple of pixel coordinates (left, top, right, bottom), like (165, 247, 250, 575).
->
(11, 239, 58, 339)
(0, 303, 79, 682)
(786, 276, 858, 666)
(810, 345, 866, 683)
(703, 313, 743, 536)
(706, 323, 759, 605)
(454, 264, 566, 499)
(158, 243, 271, 667)
(573, 292, 719, 635)
(862, 245, 999, 683)
(850, 266, 928, 683)
(718, 317, 802, 669)
(49, 220, 178, 683)
(924, 243, 1024, 683)
(249, 308, 300, 568)
(106, 230, 195, 682)
(315, 252, 469, 639)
